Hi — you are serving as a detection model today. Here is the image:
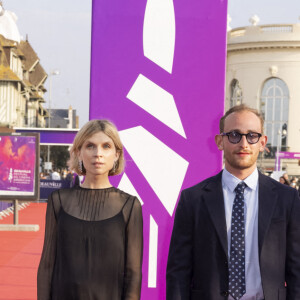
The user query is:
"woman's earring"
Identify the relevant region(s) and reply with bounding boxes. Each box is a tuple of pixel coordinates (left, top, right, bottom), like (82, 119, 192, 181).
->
(78, 160, 83, 173)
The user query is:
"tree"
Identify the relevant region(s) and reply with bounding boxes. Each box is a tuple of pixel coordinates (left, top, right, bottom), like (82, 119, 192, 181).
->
(40, 145, 70, 172)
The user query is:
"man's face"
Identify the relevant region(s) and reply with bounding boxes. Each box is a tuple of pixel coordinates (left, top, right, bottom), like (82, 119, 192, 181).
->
(215, 111, 267, 176)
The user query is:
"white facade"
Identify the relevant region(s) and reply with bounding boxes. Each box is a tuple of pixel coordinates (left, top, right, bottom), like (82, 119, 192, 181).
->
(0, 81, 24, 127)
(226, 24, 300, 174)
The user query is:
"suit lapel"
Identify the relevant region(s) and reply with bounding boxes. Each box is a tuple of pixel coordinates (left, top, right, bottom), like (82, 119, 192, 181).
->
(258, 173, 278, 255)
(204, 171, 228, 258)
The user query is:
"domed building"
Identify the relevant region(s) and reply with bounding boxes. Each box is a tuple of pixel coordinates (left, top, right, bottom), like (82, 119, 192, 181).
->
(226, 17, 300, 175)
(0, 3, 21, 43)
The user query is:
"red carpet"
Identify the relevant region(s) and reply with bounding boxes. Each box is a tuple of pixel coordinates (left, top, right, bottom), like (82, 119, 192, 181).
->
(0, 203, 46, 300)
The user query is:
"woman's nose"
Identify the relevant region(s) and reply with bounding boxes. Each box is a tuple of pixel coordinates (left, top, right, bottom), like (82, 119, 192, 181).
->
(94, 146, 103, 156)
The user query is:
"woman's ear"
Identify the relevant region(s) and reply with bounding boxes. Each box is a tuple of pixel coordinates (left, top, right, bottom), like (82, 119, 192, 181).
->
(115, 150, 120, 161)
(77, 149, 82, 160)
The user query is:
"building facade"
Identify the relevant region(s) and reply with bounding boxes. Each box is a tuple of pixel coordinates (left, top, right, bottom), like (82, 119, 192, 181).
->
(0, 4, 47, 128)
(226, 23, 300, 175)
(45, 106, 79, 129)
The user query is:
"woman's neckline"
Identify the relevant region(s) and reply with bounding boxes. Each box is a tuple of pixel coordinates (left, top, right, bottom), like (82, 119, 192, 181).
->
(78, 185, 115, 191)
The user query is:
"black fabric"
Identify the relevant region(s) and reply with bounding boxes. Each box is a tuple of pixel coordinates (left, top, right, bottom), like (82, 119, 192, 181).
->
(166, 171, 300, 300)
(37, 186, 143, 300)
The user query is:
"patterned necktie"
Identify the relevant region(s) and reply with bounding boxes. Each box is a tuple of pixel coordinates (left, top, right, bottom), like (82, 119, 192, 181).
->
(229, 181, 247, 300)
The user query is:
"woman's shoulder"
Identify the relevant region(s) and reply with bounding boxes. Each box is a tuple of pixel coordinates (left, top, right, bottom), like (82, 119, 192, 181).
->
(114, 187, 139, 203)
(49, 187, 79, 206)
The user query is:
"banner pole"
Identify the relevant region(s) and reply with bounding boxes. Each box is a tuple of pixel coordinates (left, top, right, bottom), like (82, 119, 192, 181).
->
(13, 200, 19, 225)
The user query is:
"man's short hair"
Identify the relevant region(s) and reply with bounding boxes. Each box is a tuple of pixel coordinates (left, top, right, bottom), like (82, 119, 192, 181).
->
(219, 104, 264, 134)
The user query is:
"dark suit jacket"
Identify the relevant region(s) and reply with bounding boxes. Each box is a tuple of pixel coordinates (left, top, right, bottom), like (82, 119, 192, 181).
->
(166, 171, 300, 300)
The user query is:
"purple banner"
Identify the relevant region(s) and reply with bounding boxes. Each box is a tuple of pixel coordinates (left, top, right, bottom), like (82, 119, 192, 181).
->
(276, 151, 300, 159)
(90, 0, 227, 298)
(275, 151, 300, 171)
(15, 128, 78, 145)
(0, 135, 36, 195)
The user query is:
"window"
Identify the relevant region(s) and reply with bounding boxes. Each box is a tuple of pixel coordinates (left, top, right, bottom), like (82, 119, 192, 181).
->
(230, 79, 243, 108)
(261, 78, 289, 157)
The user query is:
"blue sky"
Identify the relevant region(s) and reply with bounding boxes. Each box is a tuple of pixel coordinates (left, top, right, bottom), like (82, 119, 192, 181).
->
(3, 0, 299, 126)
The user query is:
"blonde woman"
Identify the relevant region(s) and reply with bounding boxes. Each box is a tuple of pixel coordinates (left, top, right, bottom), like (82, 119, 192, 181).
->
(37, 120, 143, 300)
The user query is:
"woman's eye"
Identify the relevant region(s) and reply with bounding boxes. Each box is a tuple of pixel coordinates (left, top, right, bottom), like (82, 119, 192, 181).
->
(87, 144, 94, 148)
(103, 143, 111, 149)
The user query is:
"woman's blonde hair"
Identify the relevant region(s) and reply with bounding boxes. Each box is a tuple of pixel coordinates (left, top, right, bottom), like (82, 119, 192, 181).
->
(68, 119, 125, 176)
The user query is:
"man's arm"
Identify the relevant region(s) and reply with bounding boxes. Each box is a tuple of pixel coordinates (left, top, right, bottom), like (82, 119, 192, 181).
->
(166, 190, 194, 300)
(286, 189, 300, 299)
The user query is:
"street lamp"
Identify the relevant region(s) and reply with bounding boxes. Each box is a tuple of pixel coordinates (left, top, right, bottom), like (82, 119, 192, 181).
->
(48, 70, 60, 128)
(47, 70, 60, 169)
(276, 128, 287, 171)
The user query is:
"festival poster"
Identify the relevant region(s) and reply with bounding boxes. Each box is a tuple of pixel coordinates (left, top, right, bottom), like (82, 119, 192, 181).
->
(0, 133, 39, 199)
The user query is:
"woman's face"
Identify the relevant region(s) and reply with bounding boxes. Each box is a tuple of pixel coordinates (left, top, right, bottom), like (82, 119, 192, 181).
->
(279, 177, 285, 184)
(79, 131, 119, 177)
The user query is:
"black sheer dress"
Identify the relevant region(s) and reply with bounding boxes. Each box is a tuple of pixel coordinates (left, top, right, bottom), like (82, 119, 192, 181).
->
(37, 186, 143, 300)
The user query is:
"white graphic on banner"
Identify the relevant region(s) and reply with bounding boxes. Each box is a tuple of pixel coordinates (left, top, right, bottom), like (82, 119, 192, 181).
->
(122, 0, 181, 291)
(148, 215, 158, 288)
(143, 0, 175, 73)
(127, 74, 186, 138)
(118, 173, 144, 205)
(119, 126, 189, 216)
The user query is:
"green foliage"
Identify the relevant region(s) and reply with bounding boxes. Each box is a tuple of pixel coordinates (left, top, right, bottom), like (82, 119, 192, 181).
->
(40, 145, 70, 171)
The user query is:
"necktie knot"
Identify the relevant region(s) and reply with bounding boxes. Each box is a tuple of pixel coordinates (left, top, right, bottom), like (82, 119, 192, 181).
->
(235, 181, 247, 195)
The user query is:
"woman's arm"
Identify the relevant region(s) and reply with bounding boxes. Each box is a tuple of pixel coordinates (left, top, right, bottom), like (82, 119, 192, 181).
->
(123, 197, 143, 300)
(37, 193, 58, 300)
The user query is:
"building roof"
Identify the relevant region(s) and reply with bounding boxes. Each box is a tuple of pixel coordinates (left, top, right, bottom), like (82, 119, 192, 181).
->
(0, 64, 20, 81)
(19, 40, 39, 71)
(29, 63, 47, 87)
(0, 33, 16, 47)
(228, 24, 300, 51)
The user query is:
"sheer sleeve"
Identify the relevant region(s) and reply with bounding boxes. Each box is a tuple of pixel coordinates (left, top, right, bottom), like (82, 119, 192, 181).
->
(37, 193, 59, 300)
(123, 197, 143, 300)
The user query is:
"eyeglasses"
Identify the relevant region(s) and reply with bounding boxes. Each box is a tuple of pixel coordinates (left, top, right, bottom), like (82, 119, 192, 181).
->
(221, 131, 262, 144)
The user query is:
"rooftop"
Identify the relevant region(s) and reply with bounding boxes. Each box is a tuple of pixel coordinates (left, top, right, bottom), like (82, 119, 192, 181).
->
(228, 24, 300, 50)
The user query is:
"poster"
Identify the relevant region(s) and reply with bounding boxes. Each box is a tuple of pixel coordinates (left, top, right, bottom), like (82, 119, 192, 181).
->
(0, 133, 39, 200)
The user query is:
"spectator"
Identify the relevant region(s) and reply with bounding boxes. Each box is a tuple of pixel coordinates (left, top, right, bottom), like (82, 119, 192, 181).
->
(51, 168, 61, 180)
(283, 172, 290, 186)
(65, 170, 74, 187)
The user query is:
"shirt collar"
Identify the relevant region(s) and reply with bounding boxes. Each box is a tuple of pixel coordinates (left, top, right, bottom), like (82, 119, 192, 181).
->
(222, 167, 258, 193)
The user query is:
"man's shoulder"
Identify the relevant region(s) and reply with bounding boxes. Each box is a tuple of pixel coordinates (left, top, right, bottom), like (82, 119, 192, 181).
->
(182, 171, 222, 196)
(259, 172, 298, 194)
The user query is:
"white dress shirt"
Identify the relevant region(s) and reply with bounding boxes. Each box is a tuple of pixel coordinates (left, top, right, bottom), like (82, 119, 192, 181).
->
(222, 168, 264, 300)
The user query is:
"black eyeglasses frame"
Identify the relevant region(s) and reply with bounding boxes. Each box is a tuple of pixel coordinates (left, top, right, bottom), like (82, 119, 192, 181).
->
(220, 131, 262, 144)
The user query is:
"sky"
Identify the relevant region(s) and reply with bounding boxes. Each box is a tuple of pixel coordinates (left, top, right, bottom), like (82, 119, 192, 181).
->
(3, 0, 300, 127)
(228, 0, 300, 28)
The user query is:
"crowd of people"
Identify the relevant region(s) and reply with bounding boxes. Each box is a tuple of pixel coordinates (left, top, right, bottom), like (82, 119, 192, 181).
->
(40, 168, 84, 186)
(40, 168, 69, 181)
(279, 172, 300, 196)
